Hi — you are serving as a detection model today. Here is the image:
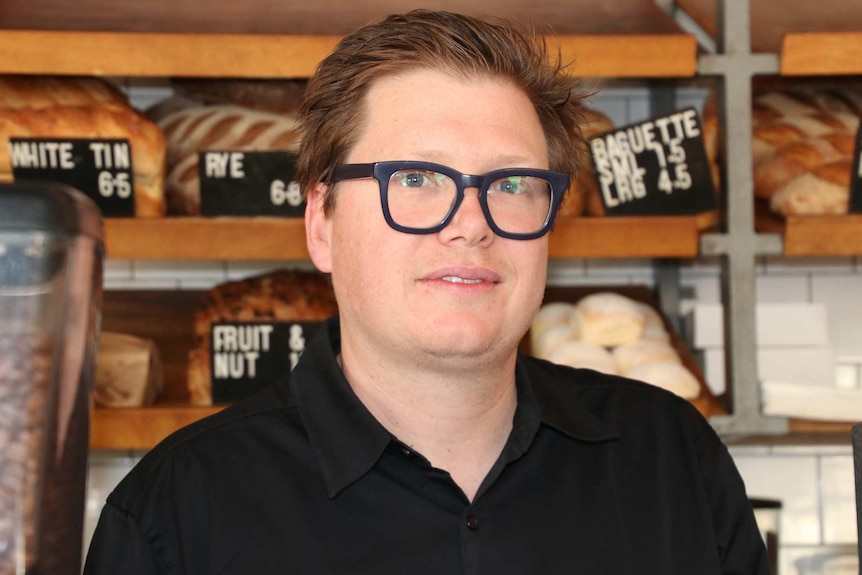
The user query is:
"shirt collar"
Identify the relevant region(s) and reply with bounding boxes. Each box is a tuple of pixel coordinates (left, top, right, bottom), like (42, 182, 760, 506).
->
(289, 318, 618, 498)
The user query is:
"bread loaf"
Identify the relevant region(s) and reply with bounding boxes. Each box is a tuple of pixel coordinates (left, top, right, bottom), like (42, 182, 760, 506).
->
(188, 270, 338, 405)
(771, 159, 853, 216)
(0, 76, 127, 110)
(560, 108, 615, 216)
(172, 78, 307, 116)
(748, 87, 861, 216)
(702, 85, 861, 216)
(94, 332, 163, 408)
(156, 104, 301, 215)
(0, 76, 166, 216)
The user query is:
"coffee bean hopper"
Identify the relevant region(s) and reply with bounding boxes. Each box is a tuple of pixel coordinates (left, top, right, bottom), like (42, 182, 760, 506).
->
(0, 182, 103, 575)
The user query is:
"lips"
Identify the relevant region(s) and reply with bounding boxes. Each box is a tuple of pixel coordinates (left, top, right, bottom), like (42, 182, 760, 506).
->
(423, 266, 501, 285)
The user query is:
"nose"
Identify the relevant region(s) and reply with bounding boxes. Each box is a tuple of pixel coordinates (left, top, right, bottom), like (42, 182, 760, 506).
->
(438, 186, 493, 246)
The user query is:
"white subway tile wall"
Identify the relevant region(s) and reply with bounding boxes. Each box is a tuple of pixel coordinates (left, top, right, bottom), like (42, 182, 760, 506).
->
(85, 86, 862, 573)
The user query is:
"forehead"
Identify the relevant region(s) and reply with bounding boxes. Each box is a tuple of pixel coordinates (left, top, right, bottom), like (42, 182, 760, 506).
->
(350, 68, 548, 168)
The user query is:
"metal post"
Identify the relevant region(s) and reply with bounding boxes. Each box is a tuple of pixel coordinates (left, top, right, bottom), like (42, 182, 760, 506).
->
(697, 0, 787, 436)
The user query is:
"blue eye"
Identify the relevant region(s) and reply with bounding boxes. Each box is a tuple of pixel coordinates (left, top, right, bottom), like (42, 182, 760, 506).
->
(395, 170, 440, 188)
(492, 176, 529, 195)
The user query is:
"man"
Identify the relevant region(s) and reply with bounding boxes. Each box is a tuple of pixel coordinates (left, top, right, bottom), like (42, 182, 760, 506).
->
(85, 10, 769, 574)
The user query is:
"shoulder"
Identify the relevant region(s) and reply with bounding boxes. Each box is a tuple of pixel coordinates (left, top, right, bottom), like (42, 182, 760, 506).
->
(522, 354, 713, 441)
(107, 377, 302, 516)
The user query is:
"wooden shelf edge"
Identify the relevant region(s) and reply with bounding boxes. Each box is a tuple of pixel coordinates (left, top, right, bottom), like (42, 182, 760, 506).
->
(781, 32, 862, 76)
(548, 215, 701, 258)
(104, 217, 310, 260)
(91, 404, 224, 450)
(106, 215, 702, 260)
(0, 30, 342, 78)
(551, 34, 697, 78)
(0, 29, 696, 79)
(782, 214, 862, 256)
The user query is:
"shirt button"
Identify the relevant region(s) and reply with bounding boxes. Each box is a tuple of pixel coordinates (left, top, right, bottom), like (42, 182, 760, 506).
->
(466, 515, 480, 531)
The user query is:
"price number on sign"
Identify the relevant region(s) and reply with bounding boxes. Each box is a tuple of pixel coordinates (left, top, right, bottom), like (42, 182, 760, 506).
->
(98, 171, 132, 198)
(656, 138, 693, 194)
(270, 179, 304, 207)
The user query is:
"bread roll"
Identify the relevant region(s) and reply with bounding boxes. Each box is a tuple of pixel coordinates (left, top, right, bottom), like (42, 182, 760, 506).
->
(532, 323, 578, 360)
(574, 292, 646, 347)
(612, 339, 680, 374)
(624, 361, 700, 399)
(636, 302, 670, 342)
(530, 301, 578, 355)
(546, 340, 618, 375)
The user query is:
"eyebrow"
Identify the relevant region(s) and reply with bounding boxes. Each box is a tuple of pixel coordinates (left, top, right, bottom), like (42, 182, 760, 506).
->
(406, 150, 544, 171)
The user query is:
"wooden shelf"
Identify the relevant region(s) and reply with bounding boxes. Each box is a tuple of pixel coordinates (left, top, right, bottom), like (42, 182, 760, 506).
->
(104, 217, 310, 260)
(104, 215, 704, 260)
(0, 0, 697, 79)
(677, 0, 862, 62)
(91, 404, 224, 450)
(756, 210, 862, 256)
(781, 32, 862, 76)
(0, 30, 695, 80)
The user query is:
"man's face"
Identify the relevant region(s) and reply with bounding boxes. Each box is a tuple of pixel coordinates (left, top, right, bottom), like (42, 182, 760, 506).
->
(306, 68, 551, 370)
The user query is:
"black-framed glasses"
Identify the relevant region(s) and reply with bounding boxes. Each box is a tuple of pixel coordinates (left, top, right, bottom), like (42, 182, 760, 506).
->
(330, 161, 568, 240)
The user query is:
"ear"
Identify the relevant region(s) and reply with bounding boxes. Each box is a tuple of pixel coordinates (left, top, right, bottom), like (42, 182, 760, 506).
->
(305, 183, 333, 273)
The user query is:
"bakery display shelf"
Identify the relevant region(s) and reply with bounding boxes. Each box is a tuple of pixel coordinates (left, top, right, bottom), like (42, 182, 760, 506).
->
(105, 217, 310, 260)
(726, 419, 855, 446)
(0, 30, 696, 80)
(92, 284, 724, 450)
(755, 209, 862, 256)
(104, 215, 706, 260)
(676, 0, 862, 69)
(781, 33, 862, 76)
(91, 404, 224, 450)
(0, 0, 697, 79)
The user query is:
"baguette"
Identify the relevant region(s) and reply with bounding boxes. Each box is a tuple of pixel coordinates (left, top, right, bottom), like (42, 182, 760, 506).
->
(770, 159, 853, 216)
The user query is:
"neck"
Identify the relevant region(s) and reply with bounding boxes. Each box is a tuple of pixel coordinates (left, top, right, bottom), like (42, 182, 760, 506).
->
(339, 337, 519, 502)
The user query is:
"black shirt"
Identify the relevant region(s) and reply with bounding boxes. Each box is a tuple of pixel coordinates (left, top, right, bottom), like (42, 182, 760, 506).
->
(84, 318, 769, 575)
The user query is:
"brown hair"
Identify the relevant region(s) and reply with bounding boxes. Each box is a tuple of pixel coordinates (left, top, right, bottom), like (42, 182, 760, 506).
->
(296, 9, 589, 213)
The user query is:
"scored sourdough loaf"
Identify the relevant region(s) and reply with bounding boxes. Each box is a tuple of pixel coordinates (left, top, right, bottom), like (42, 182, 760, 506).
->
(188, 269, 338, 406)
(0, 76, 166, 216)
(156, 104, 301, 215)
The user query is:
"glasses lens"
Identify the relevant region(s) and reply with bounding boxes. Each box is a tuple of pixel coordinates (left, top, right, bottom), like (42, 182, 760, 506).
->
(386, 168, 457, 229)
(485, 175, 553, 235)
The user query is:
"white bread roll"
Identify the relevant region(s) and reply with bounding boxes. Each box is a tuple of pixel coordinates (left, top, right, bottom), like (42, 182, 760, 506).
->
(636, 302, 670, 342)
(612, 339, 681, 374)
(531, 302, 577, 335)
(574, 292, 646, 347)
(546, 340, 618, 375)
(624, 361, 700, 399)
(532, 323, 578, 360)
(530, 301, 578, 355)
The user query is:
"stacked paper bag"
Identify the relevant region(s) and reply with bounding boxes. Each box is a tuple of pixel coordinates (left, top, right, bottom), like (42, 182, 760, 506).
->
(687, 303, 861, 421)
